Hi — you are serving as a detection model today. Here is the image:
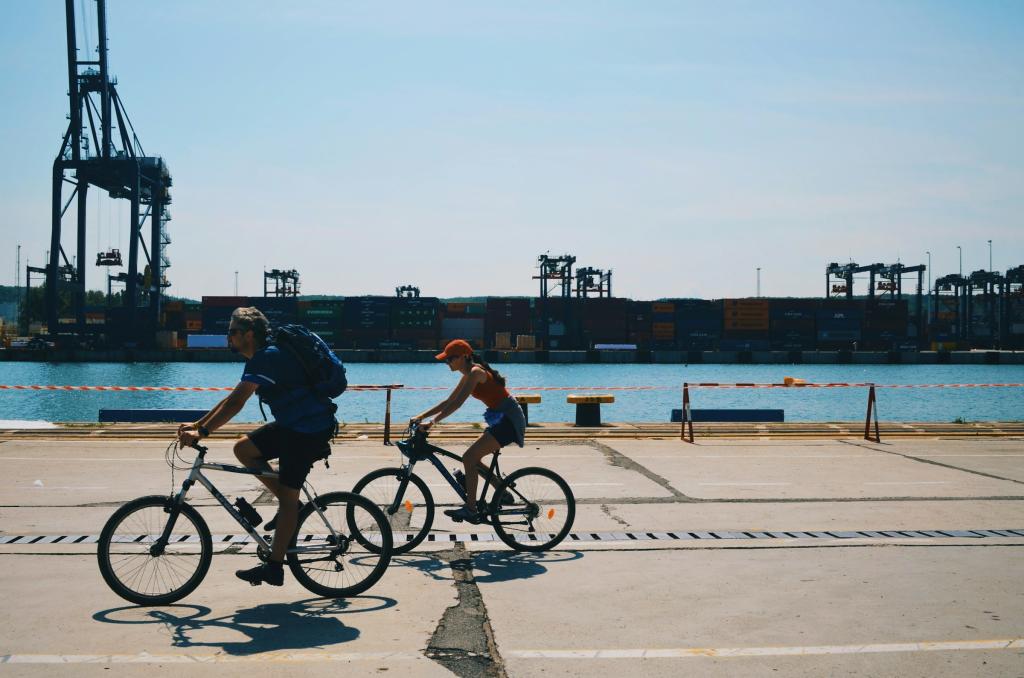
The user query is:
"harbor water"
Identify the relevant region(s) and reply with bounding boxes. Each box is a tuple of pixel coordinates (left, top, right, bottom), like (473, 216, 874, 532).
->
(1, 362, 1022, 425)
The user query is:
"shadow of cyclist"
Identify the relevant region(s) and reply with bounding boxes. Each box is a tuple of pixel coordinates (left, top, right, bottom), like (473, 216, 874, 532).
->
(391, 549, 584, 584)
(93, 595, 395, 656)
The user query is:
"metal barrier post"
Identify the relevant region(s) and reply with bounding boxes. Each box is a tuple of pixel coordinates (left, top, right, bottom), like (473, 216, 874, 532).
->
(681, 383, 694, 443)
(864, 384, 880, 442)
(384, 386, 394, 446)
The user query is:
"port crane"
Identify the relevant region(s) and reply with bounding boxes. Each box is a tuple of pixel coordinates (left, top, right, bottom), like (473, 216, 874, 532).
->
(46, 0, 172, 345)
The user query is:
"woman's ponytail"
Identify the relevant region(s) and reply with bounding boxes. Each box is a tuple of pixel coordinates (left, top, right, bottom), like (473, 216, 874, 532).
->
(469, 353, 506, 387)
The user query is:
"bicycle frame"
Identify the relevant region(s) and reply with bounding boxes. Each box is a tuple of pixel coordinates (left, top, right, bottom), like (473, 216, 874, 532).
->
(158, 444, 340, 556)
(390, 433, 504, 515)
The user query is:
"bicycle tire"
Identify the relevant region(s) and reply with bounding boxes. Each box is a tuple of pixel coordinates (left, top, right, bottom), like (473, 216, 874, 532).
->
(491, 467, 575, 552)
(288, 491, 392, 598)
(352, 467, 434, 554)
(97, 495, 212, 606)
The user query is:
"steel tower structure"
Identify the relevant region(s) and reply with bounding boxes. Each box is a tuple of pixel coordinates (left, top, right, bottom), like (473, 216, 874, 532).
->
(47, 0, 172, 344)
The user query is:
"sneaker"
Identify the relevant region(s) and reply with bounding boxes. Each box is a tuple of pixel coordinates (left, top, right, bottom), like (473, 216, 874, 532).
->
(264, 501, 304, 531)
(444, 506, 484, 524)
(235, 562, 284, 587)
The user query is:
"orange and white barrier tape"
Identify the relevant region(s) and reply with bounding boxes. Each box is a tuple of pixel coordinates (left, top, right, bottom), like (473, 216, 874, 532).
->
(0, 383, 1022, 392)
(0, 384, 404, 392)
(685, 383, 1024, 389)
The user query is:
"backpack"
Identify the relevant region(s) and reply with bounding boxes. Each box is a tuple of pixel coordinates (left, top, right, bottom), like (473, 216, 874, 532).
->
(272, 324, 348, 399)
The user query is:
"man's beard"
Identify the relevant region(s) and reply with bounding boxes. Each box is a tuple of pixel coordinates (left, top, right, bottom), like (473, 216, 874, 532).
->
(228, 344, 239, 354)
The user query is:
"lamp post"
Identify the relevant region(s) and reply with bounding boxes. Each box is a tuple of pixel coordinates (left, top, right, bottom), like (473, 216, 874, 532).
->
(957, 245, 962, 277)
(234, 271, 238, 296)
(988, 239, 992, 271)
(756, 267, 761, 298)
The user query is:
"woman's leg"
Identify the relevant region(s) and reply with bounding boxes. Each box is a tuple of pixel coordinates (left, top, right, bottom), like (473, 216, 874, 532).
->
(462, 432, 500, 511)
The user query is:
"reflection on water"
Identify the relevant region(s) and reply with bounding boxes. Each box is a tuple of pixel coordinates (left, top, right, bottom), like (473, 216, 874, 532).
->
(0, 362, 1022, 423)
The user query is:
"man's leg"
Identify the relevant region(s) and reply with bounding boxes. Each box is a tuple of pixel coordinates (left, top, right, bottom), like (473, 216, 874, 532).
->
(270, 486, 301, 563)
(234, 436, 285, 498)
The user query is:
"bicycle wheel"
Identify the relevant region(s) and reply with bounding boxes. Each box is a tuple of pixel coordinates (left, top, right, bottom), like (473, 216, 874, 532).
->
(288, 491, 392, 598)
(352, 467, 434, 554)
(491, 467, 575, 552)
(97, 495, 212, 606)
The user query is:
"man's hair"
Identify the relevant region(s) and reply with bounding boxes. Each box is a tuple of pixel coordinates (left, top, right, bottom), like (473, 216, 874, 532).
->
(230, 307, 270, 347)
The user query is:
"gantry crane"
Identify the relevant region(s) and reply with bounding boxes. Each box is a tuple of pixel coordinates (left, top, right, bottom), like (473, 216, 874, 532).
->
(47, 0, 172, 345)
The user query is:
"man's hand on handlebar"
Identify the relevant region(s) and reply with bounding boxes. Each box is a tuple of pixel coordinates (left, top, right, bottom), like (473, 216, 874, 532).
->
(177, 426, 201, 447)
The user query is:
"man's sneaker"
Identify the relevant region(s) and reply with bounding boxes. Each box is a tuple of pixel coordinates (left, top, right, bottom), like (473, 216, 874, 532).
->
(264, 501, 304, 531)
(235, 562, 284, 587)
(444, 506, 484, 524)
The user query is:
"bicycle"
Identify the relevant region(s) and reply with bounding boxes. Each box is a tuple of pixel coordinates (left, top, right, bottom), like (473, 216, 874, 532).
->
(352, 423, 575, 554)
(97, 441, 393, 606)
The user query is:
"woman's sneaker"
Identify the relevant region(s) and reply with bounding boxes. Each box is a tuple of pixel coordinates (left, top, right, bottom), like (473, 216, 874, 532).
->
(235, 562, 284, 587)
(264, 501, 304, 531)
(444, 506, 484, 524)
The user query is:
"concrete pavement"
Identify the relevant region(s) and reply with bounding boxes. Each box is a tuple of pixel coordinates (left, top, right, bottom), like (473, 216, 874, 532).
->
(1, 434, 1022, 676)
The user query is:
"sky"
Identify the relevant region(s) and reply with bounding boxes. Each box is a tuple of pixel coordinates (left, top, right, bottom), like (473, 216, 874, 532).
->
(2, 1, 1022, 301)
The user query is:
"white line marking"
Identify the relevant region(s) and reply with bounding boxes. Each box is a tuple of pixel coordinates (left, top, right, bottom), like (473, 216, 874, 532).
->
(699, 482, 790, 486)
(0, 458, 164, 462)
(0, 652, 428, 664)
(24, 486, 108, 490)
(508, 638, 1024, 659)
(863, 481, 950, 485)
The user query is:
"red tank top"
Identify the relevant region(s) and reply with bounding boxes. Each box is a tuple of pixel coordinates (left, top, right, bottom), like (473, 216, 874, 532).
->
(471, 371, 510, 409)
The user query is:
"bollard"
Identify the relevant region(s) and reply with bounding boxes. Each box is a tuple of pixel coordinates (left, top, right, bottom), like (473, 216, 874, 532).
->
(567, 394, 614, 426)
(514, 394, 541, 426)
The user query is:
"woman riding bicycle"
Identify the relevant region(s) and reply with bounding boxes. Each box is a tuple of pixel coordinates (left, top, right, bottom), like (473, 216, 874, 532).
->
(411, 339, 526, 523)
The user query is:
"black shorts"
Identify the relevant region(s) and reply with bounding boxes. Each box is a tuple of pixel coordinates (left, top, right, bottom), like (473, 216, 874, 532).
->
(486, 416, 518, 448)
(247, 422, 334, 490)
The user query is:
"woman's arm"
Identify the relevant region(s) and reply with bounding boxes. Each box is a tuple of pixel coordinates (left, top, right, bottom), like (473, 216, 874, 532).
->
(428, 368, 486, 425)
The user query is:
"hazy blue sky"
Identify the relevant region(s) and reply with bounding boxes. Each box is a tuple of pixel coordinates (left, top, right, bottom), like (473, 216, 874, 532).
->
(2, 1, 1022, 300)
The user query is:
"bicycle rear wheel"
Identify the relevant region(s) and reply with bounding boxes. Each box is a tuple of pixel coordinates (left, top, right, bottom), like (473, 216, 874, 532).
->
(97, 495, 212, 605)
(491, 467, 575, 552)
(352, 467, 434, 554)
(288, 491, 392, 598)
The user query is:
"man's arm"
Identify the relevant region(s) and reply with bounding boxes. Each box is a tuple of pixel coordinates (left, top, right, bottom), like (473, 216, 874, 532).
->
(178, 382, 258, 445)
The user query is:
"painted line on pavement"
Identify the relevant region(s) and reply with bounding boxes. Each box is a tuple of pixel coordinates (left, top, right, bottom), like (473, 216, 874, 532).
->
(0, 651, 428, 664)
(3, 528, 1023, 546)
(508, 638, 1024, 659)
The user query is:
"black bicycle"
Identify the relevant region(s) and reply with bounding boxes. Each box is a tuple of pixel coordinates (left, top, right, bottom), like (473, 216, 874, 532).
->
(352, 423, 575, 553)
(97, 442, 393, 606)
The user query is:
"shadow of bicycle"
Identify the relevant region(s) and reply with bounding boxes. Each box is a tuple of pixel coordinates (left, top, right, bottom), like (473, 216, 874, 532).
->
(92, 595, 396, 656)
(393, 549, 584, 584)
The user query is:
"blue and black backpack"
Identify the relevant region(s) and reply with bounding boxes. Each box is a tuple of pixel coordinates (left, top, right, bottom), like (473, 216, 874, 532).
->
(272, 324, 348, 400)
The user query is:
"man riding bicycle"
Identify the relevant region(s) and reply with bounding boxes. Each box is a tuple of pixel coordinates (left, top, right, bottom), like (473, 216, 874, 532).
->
(177, 307, 337, 587)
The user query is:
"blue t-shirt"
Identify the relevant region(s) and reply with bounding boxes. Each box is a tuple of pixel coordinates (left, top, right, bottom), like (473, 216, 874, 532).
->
(242, 345, 337, 433)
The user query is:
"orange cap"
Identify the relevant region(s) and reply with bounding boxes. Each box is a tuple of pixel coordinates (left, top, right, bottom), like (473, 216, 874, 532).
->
(436, 339, 473, 361)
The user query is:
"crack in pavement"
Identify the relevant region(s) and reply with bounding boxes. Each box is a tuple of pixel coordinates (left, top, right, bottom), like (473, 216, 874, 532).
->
(588, 439, 695, 500)
(600, 503, 630, 527)
(425, 545, 506, 678)
(841, 439, 1024, 486)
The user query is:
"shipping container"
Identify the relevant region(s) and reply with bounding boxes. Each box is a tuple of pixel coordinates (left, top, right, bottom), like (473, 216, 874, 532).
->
(769, 298, 819, 320)
(441, 317, 485, 347)
(675, 299, 722, 333)
(202, 296, 249, 308)
(677, 329, 719, 351)
(342, 297, 392, 330)
(392, 297, 440, 329)
(187, 334, 228, 348)
(485, 298, 532, 342)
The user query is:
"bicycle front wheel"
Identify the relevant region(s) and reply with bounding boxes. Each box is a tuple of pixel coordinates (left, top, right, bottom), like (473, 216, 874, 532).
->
(97, 495, 212, 606)
(352, 467, 434, 554)
(288, 491, 392, 598)
(491, 467, 575, 552)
